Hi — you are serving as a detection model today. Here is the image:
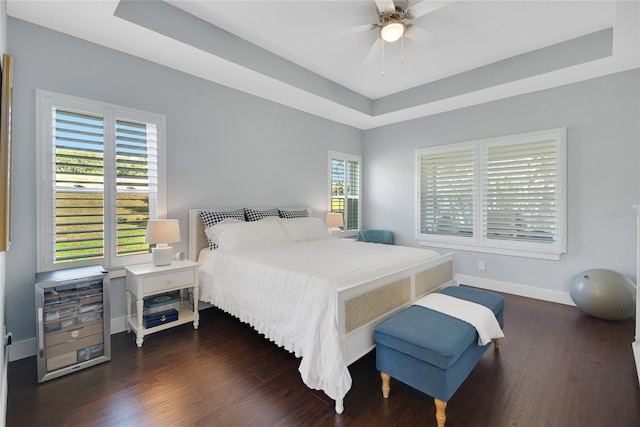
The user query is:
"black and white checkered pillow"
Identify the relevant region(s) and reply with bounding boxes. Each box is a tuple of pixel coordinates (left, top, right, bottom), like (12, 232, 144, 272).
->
(279, 209, 309, 219)
(199, 209, 246, 249)
(244, 208, 280, 222)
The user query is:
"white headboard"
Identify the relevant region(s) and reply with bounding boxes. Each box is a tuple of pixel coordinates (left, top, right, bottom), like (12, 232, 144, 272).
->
(188, 207, 313, 261)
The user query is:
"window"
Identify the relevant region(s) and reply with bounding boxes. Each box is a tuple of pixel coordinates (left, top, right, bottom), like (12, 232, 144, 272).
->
(36, 90, 166, 272)
(328, 151, 361, 232)
(417, 128, 566, 260)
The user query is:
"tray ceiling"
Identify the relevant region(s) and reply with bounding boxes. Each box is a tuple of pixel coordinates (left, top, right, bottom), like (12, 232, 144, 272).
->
(7, 1, 640, 129)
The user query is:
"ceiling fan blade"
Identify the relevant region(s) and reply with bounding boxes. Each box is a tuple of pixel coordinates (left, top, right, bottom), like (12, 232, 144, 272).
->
(405, 25, 441, 48)
(329, 23, 377, 38)
(375, 0, 396, 14)
(408, 0, 454, 19)
(363, 37, 383, 65)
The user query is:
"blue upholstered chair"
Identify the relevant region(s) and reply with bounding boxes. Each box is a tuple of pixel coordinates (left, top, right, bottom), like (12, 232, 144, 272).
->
(356, 229, 394, 245)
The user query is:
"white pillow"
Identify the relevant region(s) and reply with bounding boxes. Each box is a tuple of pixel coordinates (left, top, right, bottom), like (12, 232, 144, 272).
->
(279, 217, 330, 242)
(204, 217, 243, 243)
(207, 220, 291, 251)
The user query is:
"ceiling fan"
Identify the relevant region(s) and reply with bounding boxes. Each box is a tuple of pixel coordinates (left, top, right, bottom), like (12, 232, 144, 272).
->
(336, 0, 453, 69)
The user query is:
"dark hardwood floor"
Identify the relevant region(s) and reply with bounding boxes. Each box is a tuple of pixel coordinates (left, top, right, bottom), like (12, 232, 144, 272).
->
(7, 290, 640, 426)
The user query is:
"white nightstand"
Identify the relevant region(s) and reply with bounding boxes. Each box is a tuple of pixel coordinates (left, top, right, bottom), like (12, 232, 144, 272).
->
(125, 260, 199, 347)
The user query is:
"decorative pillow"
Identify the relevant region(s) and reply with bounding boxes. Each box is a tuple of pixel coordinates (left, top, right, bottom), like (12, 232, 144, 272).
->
(245, 208, 280, 222)
(278, 208, 309, 219)
(198, 209, 246, 249)
(279, 217, 330, 242)
(204, 218, 243, 245)
(208, 220, 291, 252)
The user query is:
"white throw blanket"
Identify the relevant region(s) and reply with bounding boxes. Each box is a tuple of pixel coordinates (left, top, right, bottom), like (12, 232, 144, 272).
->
(413, 293, 504, 345)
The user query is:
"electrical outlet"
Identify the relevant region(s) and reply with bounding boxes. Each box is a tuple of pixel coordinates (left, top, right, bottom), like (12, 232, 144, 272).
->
(479, 261, 486, 271)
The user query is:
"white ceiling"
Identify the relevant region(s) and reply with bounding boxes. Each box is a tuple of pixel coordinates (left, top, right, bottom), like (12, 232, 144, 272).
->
(168, 0, 615, 99)
(7, 1, 640, 129)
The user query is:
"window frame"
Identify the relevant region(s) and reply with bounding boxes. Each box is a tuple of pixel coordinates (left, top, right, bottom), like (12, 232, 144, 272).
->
(36, 90, 167, 272)
(416, 128, 566, 260)
(328, 150, 361, 236)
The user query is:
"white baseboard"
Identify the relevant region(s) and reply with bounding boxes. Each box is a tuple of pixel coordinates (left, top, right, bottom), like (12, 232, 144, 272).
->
(8, 338, 35, 362)
(455, 274, 575, 306)
(111, 315, 128, 335)
(633, 341, 640, 386)
(1, 343, 8, 427)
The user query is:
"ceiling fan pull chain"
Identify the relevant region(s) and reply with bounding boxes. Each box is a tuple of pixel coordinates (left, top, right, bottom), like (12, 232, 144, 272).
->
(401, 34, 405, 64)
(381, 41, 385, 76)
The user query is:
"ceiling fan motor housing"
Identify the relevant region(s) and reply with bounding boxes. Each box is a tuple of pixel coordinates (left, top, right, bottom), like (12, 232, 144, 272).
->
(379, 9, 407, 42)
(379, 8, 408, 26)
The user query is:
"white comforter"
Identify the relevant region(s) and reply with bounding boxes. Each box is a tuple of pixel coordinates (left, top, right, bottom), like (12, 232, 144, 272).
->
(198, 238, 440, 401)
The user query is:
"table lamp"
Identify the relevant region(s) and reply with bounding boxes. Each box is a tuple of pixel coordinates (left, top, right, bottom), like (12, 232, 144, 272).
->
(145, 219, 181, 266)
(325, 212, 344, 231)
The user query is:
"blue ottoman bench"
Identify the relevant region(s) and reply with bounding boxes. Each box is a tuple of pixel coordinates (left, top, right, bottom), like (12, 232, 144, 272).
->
(374, 286, 505, 427)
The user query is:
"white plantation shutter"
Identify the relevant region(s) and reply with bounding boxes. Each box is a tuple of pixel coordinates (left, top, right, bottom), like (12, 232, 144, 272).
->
(484, 139, 559, 243)
(115, 119, 158, 257)
(54, 110, 106, 262)
(329, 151, 361, 232)
(346, 159, 360, 230)
(37, 91, 166, 272)
(330, 158, 345, 215)
(417, 128, 566, 259)
(420, 147, 474, 238)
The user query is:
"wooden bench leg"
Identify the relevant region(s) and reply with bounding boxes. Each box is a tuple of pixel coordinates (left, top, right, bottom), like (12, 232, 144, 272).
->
(380, 372, 391, 398)
(494, 338, 501, 349)
(434, 398, 447, 427)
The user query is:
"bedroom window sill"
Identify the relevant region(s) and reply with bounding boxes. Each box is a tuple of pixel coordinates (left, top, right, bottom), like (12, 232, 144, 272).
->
(417, 240, 562, 261)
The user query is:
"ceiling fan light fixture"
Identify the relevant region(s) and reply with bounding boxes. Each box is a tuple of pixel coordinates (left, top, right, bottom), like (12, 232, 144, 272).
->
(380, 19, 405, 43)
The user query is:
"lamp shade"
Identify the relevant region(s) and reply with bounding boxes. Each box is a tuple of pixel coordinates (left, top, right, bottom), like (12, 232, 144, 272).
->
(144, 219, 181, 245)
(325, 213, 344, 229)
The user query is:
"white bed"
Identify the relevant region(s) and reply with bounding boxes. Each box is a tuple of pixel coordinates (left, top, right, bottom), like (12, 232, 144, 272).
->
(188, 208, 456, 414)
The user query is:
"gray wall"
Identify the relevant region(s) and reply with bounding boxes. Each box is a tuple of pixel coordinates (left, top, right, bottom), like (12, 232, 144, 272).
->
(5, 15, 639, 356)
(6, 18, 362, 350)
(363, 69, 640, 297)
